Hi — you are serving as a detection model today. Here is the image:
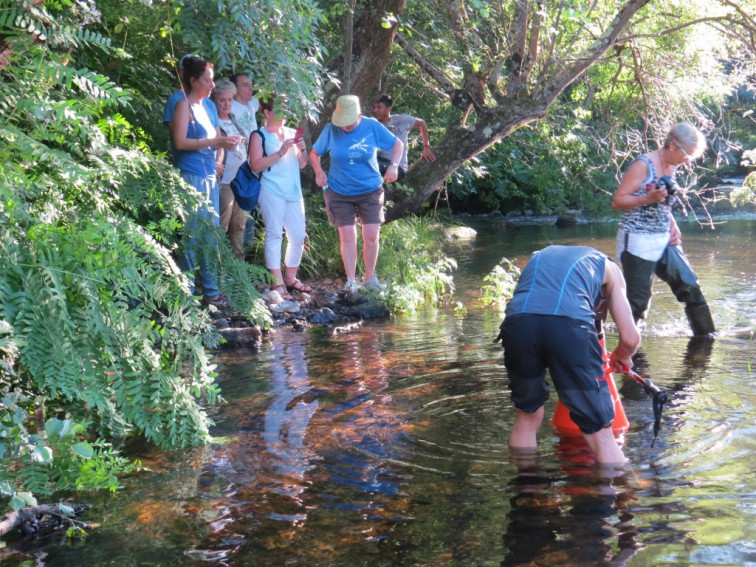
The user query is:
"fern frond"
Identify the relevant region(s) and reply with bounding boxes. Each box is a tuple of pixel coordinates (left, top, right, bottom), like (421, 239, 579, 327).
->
(44, 26, 112, 51)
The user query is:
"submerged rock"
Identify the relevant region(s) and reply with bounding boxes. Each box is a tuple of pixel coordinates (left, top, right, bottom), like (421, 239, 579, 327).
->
(555, 215, 578, 228)
(340, 299, 391, 320)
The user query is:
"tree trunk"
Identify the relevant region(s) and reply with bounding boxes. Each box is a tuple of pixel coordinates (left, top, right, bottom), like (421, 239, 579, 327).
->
(385, 103, 546, 221)
(314, 0, 653, 220)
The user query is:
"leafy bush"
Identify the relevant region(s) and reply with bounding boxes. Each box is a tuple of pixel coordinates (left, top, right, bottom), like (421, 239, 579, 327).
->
(481, 258, 521, 308)
(295, 201, 457, 313)
(0, 0, 269, 506)
(449, 116, 616, 216)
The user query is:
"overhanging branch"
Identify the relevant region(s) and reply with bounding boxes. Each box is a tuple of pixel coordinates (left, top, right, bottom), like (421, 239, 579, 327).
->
(394, 33, 457, 97)
(540, 0, 651, 104)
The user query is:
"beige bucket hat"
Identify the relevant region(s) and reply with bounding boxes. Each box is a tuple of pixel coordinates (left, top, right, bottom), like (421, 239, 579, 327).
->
(332, 95, 361, 127)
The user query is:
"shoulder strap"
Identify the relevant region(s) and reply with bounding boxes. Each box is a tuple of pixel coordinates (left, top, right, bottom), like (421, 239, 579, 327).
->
(218, 125, 229, 166)
(254, 128, 271, 172)
(227, 113, 244, 137)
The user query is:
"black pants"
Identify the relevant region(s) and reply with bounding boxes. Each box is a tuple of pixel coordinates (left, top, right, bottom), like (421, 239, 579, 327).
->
(620, 244, 707, 322)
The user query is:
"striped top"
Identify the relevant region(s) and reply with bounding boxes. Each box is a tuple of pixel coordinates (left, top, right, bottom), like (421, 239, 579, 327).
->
(618, 155, 672, 234)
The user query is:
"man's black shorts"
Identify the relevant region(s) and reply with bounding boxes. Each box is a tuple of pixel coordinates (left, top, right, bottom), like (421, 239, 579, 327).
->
(500, 314, 614, 434)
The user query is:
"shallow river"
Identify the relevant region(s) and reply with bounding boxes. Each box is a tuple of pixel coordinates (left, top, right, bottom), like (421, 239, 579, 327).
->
(14, 217, 756, 566)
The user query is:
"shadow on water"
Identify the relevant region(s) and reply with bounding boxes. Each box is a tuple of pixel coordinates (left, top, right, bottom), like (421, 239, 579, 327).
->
(6, 218, 756, 566)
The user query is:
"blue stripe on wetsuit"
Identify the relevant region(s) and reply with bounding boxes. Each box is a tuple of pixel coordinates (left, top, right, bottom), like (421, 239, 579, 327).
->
(553, 255, 589, 315)
(519, 250, 541, 313)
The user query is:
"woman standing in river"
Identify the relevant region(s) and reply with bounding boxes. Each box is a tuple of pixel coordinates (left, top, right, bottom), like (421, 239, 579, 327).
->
(611, 123, 715, 337)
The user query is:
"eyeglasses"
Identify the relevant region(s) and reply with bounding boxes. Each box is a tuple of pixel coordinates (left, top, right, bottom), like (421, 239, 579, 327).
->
(677, 144, 693, 160)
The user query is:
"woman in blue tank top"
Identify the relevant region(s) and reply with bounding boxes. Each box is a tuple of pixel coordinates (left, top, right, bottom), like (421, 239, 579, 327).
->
(170, 55, 243, 305)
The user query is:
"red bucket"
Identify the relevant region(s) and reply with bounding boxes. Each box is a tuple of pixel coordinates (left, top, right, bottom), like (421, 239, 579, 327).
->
(551, 336, 629, 437)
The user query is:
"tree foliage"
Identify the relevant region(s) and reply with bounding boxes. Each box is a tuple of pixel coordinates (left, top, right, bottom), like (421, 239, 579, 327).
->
(175, 0, 335, 122)
(0, 0, 270, 507)
(312, 0, 756, 219)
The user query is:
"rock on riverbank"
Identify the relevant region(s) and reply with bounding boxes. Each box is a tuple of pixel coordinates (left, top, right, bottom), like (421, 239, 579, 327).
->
(211, 278, 390, 348)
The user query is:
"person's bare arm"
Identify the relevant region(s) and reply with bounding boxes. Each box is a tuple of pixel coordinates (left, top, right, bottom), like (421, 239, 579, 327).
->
(249, 132, 293, 172)
(604, 260, 640, 371)
(172, 101, 240, 152)
(611, 159, 666, 211)
(669, 215, 682, 245)
(413, 118, 436, 162)
(309, 149, 328, 187)
(171, 99, 192, 150)
(383, 139, 404, 183)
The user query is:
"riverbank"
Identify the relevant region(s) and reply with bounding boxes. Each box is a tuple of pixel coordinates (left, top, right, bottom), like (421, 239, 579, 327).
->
(211, 278, 393, 348)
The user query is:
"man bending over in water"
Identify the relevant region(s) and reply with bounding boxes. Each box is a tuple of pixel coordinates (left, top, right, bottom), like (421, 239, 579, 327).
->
(496, 245, 640, 464)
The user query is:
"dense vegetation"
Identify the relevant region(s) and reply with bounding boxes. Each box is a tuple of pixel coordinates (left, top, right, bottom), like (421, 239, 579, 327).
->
(1, 0, 755, 524)
(0, 0, 272, 511)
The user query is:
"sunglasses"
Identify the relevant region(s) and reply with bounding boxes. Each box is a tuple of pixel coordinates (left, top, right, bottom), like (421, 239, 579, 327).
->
(677, 143, 693, 160)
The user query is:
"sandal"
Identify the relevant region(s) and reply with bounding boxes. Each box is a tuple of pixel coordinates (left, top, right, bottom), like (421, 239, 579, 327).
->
(285, 279, 313, 293)
(272, 284, 293, 300)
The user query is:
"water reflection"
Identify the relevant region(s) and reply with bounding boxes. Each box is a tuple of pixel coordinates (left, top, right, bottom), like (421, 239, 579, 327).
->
(502, 450, 640, 567)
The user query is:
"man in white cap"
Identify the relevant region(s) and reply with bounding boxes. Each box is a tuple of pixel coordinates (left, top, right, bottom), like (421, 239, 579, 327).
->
(310, 95, 403, 293)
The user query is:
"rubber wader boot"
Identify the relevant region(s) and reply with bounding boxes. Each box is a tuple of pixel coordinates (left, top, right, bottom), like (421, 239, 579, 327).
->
(685, 304, 716, 338)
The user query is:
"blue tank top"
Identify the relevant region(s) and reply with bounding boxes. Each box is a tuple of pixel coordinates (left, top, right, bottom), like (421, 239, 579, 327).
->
(505, 245, 606, 324)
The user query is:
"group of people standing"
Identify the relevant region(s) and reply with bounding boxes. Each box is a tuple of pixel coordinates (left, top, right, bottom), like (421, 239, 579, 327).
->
(165, 55, 435, 301)
(165, 55, 309, 303)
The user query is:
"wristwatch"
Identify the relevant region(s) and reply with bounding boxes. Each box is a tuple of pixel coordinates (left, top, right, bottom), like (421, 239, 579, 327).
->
(391, 162, 399, 167)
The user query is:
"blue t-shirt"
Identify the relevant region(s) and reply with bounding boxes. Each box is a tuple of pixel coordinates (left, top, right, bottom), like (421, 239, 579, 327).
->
(163, 91, 220, 178)
(505, 245, 607, 325)
(312, 117, 397, 196)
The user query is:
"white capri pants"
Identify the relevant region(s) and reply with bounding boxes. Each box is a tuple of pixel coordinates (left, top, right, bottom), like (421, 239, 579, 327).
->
(258, 189, 307, 270)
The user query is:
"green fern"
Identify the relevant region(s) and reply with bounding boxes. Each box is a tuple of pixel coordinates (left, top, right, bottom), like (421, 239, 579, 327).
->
(0, 0, 272, 507)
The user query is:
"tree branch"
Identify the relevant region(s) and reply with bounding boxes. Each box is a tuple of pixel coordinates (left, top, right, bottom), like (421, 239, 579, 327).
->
(621, 15, 734, 41)
(539, 0, 651, 104)
(520, 1, 544, 89)
(394, 33, 458, 97)
(506, 0, 529, 98)
(0, 503, 92, 537)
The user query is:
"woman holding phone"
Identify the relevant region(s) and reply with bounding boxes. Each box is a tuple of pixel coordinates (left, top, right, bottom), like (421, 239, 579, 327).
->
(249, 94, 311, 299)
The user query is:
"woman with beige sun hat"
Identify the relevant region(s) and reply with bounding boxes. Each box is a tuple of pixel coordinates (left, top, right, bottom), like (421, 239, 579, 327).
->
(310, 95, 403, 293)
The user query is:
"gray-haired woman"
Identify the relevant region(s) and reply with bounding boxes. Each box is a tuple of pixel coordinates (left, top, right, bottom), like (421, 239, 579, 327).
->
(611, 123, 715, 337)
(212, 78, 248, 260)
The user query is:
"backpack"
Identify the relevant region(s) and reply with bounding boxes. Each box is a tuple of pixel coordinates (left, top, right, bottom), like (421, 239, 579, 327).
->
(230, 129, 267, 211)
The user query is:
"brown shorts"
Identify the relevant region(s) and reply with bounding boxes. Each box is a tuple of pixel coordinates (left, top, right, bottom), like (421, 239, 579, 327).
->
(323, 187, 384, 227)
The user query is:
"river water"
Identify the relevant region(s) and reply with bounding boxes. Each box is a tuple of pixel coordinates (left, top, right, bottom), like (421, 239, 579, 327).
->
(11, 218, 756, 566)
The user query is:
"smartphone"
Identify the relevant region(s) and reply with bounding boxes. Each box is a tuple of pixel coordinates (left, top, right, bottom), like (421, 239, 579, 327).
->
(294, 127, 304, 142)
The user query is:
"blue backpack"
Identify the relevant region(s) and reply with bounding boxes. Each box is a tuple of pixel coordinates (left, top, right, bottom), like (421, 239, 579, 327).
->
(230, 129, 267, 211)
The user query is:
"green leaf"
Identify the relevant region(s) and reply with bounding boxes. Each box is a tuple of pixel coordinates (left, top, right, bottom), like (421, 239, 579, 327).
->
(10, 492, 37, 511)
(31, 446, 53, 464)
(71, 442, 94, 459)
